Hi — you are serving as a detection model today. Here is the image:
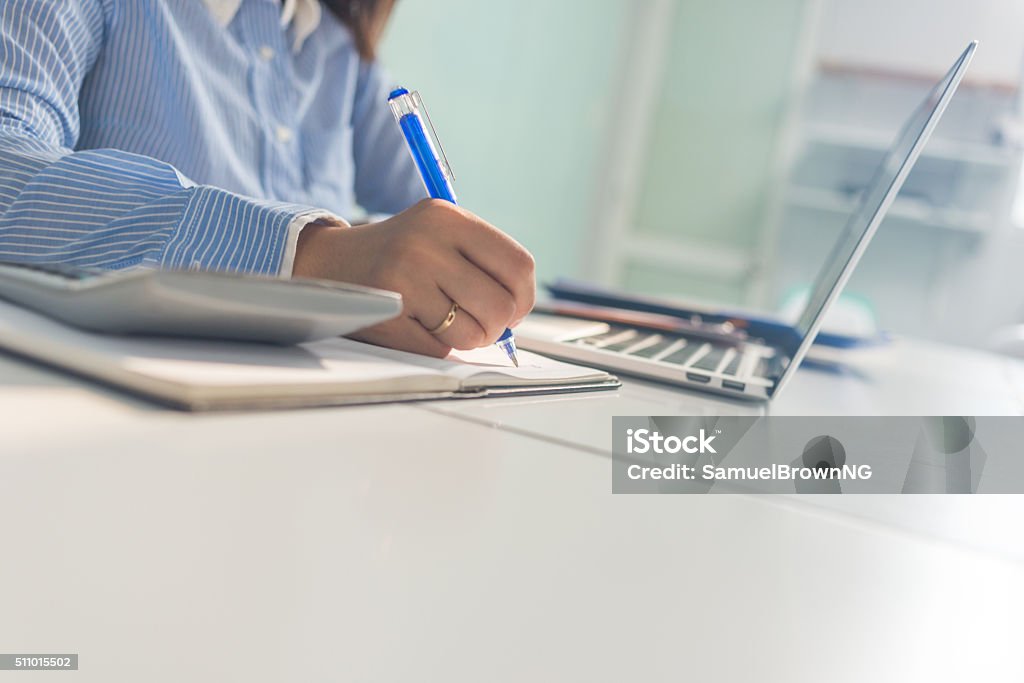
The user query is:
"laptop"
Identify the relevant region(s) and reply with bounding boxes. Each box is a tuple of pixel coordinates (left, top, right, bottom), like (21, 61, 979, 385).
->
(516, 42, 977, 401)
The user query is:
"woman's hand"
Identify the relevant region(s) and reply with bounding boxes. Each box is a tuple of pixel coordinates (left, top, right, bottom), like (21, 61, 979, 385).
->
(292, 199, 536, 357)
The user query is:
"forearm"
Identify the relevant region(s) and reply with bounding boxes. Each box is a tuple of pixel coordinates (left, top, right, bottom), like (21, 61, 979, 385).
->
(0, 131, 331, 274)
(0, 0, 333, 275)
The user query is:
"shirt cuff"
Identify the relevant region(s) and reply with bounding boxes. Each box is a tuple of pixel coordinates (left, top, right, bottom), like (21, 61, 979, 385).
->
(278, 210, 343, 278)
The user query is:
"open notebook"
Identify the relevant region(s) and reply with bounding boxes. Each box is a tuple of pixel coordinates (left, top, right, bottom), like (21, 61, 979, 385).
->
(0, 299, 619, 410)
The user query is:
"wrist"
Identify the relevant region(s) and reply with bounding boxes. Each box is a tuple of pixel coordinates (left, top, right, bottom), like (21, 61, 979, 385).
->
(293, 216, 349, 278)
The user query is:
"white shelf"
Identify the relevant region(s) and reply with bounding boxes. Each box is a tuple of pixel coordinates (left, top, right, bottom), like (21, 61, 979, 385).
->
(786, 185, 994, 233)
(803, 123, 1019, 167)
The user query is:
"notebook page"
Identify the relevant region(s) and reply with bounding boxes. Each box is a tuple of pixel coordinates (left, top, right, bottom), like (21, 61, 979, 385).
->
(0, 300, 455, 397)
(0, 299, 608, 404)
(122, 341, 449, 392)
(324, 338, 612, 387)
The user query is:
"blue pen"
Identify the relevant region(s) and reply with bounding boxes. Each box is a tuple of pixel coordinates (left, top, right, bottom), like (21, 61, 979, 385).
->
(388, 87, 520, 367)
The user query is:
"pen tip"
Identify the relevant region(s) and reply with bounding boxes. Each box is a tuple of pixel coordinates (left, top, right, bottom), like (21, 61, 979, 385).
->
(498, 330, 519, 367)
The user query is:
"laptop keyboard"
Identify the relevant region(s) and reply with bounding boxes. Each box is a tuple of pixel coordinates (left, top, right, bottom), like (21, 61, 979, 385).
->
(721, 352, 742, 376)
(690, 345, 728, 371)
(626, 336, 681, 359)
(569, 325, 775, 389)
(660, 343, 697, 366)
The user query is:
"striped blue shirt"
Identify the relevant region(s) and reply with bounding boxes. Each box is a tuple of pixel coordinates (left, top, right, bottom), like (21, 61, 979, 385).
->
(0, 0, 424, 275)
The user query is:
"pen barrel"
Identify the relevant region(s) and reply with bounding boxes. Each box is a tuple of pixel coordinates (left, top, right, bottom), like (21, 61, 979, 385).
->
(398, 113, 457, 203)
(388, 89, 457, 203)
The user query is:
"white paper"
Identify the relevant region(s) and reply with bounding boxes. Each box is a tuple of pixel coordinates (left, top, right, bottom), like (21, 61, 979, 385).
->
(325, 338, 610, 386)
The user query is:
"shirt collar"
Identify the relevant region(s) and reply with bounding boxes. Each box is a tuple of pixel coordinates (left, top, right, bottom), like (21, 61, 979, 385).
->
(202, 0, 322, 53)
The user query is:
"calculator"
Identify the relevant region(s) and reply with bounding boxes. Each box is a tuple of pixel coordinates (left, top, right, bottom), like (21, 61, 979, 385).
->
(0, 261, 403, 345)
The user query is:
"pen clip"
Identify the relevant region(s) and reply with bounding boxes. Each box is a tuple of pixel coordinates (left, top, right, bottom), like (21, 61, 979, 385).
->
(411, 91, 455, 182)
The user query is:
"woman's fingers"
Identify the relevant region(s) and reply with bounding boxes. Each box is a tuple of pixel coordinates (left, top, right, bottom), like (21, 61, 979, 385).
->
(437, 253, 518, 345)
(408, 281, 489, 351)
(348, 315, 452, 358)
(430, 205, 535, 322)
(458, 239, 535, 323)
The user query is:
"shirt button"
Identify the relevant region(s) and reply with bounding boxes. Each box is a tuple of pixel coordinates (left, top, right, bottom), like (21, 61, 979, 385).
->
(275, 125, 294, 144)
(258, 45, 275, 62)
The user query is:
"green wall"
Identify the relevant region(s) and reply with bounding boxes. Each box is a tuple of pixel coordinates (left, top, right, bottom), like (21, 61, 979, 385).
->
(380, 0, 631, 284)
(381, 1, 806, 303)
(626, 0, 806, 302)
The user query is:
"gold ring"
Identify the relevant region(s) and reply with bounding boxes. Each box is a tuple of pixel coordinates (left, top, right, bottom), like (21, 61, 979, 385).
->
(427, 302, 459, 336)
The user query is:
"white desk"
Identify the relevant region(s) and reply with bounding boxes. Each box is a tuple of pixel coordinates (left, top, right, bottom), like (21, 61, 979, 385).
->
(2, 338, 1024, 682)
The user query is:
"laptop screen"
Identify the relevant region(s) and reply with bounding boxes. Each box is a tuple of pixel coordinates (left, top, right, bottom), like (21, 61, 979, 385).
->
(774, 42, 976, 393)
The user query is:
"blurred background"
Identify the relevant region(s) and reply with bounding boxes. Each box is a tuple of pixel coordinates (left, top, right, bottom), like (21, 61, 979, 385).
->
(380, 0, 1024, 353)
